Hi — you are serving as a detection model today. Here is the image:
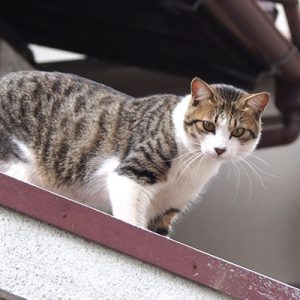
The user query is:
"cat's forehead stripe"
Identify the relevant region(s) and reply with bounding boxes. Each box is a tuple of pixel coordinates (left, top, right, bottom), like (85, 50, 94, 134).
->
(213, 110, 235, 127)
(213, 84, 245, 102)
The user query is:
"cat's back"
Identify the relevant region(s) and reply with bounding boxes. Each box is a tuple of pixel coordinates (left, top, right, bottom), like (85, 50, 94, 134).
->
(0, 70, 131, 105)
(0, 71, 133, 140)
(0, 71, 139, 189)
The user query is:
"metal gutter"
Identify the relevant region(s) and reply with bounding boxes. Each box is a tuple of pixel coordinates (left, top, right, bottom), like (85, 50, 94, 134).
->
(280, 0, 300, 49)
(258, 79, 300, 147)
(261, 0, 300, 49)
(215, 0, 300, 80)
(214, 0, 300, 147)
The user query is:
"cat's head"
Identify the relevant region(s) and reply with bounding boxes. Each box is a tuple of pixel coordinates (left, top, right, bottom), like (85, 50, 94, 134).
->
(183, 77, 270, 161)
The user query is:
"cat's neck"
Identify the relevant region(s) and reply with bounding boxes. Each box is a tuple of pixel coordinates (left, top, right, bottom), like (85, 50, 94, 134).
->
(172, 94, 191, 151)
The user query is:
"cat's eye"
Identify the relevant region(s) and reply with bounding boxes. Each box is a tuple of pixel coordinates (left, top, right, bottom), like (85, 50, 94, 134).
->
(202, 121, 215, 133)
(231, 127, 245, 138)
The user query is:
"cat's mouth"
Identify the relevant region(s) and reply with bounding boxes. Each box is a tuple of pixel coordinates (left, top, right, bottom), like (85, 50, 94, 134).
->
(205, 151, 230, 162)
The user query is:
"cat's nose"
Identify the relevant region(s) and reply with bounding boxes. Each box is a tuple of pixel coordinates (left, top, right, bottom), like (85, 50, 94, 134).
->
(214, 147, 226, 156)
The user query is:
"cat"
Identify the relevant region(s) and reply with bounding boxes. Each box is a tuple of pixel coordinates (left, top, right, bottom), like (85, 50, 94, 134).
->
(0, 71, 269, 236)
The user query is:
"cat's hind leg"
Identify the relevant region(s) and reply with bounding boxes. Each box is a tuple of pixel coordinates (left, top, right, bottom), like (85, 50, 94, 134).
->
(107, 172, 153, 228)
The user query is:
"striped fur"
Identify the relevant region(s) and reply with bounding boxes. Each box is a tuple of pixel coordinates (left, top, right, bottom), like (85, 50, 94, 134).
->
(0, 72, 269, 236)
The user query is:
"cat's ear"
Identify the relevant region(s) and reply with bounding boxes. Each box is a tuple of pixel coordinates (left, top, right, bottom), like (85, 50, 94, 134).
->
(243, 92, 270, 113)
(191, 77, 213, 106)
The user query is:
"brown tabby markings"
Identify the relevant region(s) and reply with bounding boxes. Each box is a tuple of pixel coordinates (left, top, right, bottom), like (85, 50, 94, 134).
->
(184, 84, 260, 142)
(0, 71, 178, 188)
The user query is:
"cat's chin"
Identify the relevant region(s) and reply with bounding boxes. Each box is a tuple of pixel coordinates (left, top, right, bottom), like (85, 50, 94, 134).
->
(204, 153, 229, 163)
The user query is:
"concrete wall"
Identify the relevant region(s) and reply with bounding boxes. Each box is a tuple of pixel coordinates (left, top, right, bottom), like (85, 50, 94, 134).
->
(0, 206, 231, 300)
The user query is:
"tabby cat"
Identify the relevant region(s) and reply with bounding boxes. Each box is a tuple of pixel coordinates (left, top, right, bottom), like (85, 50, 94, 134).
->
(0, 71, 269, 236)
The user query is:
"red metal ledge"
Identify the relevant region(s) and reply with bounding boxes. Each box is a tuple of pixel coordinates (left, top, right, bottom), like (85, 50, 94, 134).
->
(0, 173, 299, 299)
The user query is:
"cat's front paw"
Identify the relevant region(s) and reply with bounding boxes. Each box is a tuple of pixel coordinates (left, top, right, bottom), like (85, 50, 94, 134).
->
(148, 208, 180, 237)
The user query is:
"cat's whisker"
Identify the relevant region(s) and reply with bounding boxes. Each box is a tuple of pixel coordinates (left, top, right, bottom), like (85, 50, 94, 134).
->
(194, 154, 206, 178)
(175, 152, 199, 180)
(237, 152, 275, 179)
(244, 158, 276, 178)
(235, 161, 242, 200)
(174, 151, 203, 178)
(236, 151, 275, 180)
(168, 148, 201, 162)
(237, 151, 271, 167)
(175, 149, 203, 171)
(175, 152, 203, 181)
(238, 158, 268, 190)
(190, 141, 202, 147)
(179, 152, 204, 180)
(230, 160, 241, 205)
(235, 159, 253, 202)
(176, 151, 203, 182)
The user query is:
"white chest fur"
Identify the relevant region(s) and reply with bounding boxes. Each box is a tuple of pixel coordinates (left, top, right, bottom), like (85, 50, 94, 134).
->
(147, 156, 221, 220)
